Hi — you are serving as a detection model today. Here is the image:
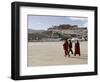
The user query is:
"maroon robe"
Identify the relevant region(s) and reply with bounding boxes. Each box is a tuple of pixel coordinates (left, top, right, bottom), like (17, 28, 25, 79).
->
(75, 42, 80, 56)
(63, 41, 68, 51)
(63, 41, 69, 56)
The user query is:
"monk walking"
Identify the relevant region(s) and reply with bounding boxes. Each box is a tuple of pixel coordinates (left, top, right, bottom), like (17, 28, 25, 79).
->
(63, 39, 70, 57)
(68, 40, 73, 54)
(74, 40, 80, 56)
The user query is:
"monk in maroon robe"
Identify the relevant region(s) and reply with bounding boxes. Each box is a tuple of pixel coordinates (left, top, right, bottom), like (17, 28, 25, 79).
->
(63, 39, 70, 57)
(74, 40, 80, 56)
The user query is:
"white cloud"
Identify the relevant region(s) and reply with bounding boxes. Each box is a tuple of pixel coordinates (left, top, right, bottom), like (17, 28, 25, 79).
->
(69, 17, 87, 21)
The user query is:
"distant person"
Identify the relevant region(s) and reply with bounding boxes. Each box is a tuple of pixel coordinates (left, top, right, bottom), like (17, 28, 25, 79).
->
(74, 40, 80, 56)
(68, 40, 73, 54)
(63, 39, 70, 57)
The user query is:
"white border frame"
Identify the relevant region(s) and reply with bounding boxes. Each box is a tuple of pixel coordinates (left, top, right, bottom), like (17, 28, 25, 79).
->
(20, 6, 95, 76)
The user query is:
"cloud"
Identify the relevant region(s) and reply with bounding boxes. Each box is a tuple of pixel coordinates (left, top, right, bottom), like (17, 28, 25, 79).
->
(68, 17, 87, 21)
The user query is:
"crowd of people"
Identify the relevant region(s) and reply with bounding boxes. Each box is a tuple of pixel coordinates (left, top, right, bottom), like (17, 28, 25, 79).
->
(63, 39, 80, 57)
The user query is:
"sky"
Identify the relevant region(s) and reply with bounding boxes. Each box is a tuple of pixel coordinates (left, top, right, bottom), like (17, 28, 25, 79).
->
(27, 15, 88, 30)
